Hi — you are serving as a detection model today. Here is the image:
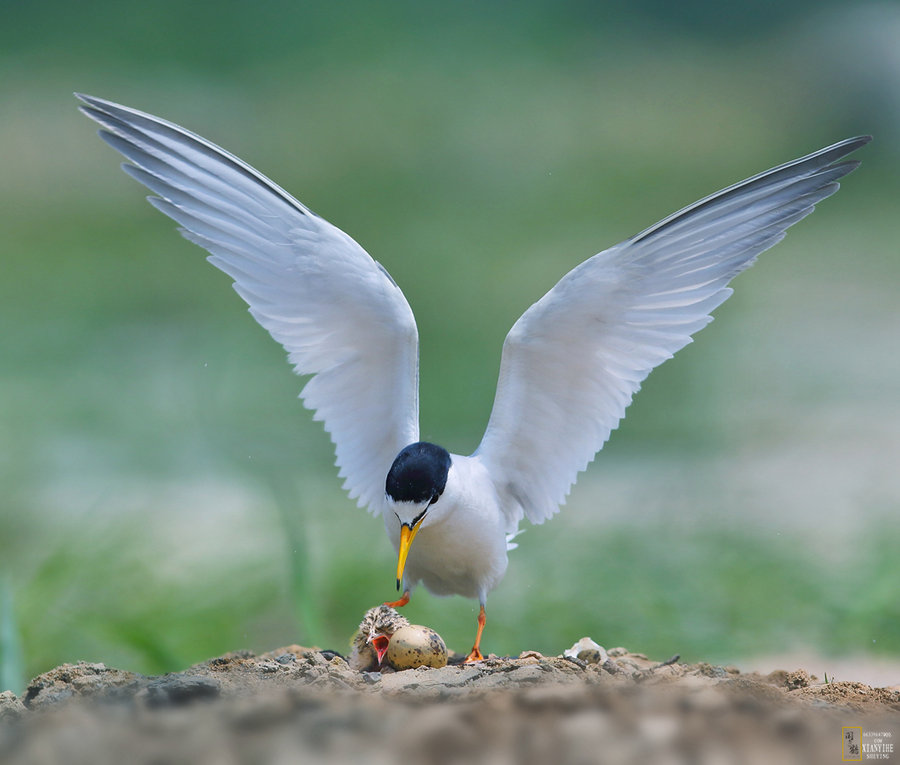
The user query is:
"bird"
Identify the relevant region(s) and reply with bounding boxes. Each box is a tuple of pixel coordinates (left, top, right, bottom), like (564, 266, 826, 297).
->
(349, 605, 410, 671)
(77, 94, 869, 662)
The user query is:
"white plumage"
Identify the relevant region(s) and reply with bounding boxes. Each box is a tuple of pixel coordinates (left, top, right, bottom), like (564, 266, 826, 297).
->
(78, 94, 868, 660)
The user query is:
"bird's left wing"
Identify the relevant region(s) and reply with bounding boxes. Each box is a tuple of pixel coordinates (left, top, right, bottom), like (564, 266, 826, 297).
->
(475, 136, 870, 525)
(78, 94, 419, 513)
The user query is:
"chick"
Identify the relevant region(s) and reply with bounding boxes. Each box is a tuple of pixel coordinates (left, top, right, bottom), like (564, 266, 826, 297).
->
(349, 605, 410, 671)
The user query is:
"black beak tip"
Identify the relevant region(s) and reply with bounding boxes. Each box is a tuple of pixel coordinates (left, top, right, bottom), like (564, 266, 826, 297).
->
(395, 579, 400, 591)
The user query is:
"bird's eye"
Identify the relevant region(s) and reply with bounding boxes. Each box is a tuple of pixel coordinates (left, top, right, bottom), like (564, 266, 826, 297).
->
(429, 494, 439, 506)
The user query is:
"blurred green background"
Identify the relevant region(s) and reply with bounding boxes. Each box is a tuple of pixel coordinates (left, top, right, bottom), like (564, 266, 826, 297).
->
(2, 0, 898, 691)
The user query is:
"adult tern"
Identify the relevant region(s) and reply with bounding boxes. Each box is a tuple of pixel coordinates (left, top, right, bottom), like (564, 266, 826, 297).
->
(78, 94, 869, 661)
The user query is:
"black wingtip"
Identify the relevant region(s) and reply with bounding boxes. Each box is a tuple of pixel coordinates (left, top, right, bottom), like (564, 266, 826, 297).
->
(838, 135, 873, 156)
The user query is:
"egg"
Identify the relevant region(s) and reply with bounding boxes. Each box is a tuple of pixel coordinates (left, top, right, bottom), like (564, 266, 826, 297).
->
(386, 624, 448, 670)
(563, 637, 608, 665)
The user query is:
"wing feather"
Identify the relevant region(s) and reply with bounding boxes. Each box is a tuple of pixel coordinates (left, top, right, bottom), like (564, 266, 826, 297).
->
(476, 136, 870, 525)
(78, 94, 419, 513)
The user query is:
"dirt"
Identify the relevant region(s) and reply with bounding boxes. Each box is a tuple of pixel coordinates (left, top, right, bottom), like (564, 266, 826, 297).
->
(1, 642, 898, 764)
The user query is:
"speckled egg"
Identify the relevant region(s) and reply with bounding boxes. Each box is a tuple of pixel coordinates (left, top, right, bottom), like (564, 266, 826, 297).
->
(386, 624, 448, 670)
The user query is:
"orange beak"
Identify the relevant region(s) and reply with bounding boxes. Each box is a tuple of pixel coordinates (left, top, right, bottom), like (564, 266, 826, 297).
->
(395, 517, 424, 590)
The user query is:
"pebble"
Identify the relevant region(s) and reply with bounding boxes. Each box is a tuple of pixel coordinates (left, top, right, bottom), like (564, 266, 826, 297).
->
(144, 675, 221, 707)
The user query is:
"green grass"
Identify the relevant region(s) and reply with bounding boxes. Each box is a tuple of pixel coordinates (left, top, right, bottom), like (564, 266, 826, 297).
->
(1, 578, 25, 694)
(5, 499, 898, 680)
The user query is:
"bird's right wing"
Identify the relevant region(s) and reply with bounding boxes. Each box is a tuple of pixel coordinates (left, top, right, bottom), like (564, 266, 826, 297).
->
(475, 136, 870, 525)
(78, 94, 420, 513)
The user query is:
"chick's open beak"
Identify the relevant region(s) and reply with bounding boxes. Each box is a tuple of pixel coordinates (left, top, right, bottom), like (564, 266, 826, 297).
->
(367, 631, 391, 666)
(395, 517, 424, 590)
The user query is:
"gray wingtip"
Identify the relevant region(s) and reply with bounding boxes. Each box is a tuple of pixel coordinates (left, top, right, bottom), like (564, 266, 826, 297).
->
(837, 134, 873, 158)
(76, 94, 113, 128)
(829, 135, 872, 153)
(74, 93, 107, 106)
(74, 92, 99, 109)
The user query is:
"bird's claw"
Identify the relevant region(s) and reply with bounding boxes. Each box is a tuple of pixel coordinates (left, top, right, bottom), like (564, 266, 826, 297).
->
(463, 647, 484, 663)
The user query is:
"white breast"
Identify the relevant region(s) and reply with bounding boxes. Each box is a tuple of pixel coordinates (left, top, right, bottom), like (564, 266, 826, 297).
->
(384, 455, 515, 602)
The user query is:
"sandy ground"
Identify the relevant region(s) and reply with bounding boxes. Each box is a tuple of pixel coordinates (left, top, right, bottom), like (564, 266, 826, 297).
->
(740, 652, 900, 691)
(1, 642, 898, 765)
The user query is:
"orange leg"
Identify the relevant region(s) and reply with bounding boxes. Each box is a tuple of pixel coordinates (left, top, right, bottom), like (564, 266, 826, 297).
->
(384, 590, 410, 608)
(464, 605, 486, 663)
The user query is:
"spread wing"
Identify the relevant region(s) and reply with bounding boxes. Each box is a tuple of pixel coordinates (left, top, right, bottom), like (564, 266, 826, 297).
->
(475, 135, 870, 525)
(78, 94, 420, 513)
